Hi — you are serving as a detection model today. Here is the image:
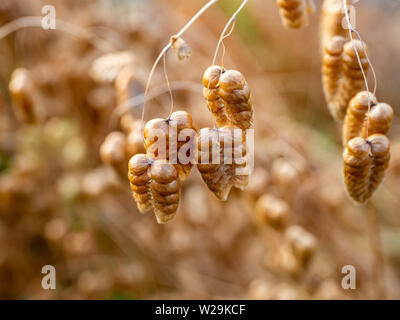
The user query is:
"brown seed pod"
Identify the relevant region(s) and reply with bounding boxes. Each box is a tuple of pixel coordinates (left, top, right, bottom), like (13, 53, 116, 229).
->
(361, 103, 394, 138)
(202, 66, 230, 128)
(322, 36, 346, 120)
(364, 134, 391, 201)
(170, 36, 191, 61)
(335, 40, 369, 120)
(9, 68, 45, 124)
(342, 91, 377, 145)
(343, 137, 371, 203)
(343, 134, 390, 203)
(149, 160, 180, 224)
(143, 111, 197, 180)
(128, 154, 152, 213)
(197, 126, 249, 201)
(320, 0, 347, 52)
(277, 0, 310, 29)
(218, 70, 254, 130)
(255, 194, 290, 231)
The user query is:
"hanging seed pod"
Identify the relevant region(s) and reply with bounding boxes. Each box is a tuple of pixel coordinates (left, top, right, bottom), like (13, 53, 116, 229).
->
(361, 103, 394, 138)
(202, 66, 230, 128)
(255, 194, 290, 231)
(320, 0, 347, 52)
(128, 154, 152, 213)
(335, 40, 369, 120)
(344, 133, 391, 203)
(143, 111, 196, 181)
(343, 137, 371, 203)
(364, 134, 390, 201)
(218, 70, 254, 130)
(170, 36, 192, 61)
(343, 91, 377, 145)
(322, 36, 346, 120)
(149, 160, 180, 224)
(277, 0, 309, 29)
(9, 68, 45, 124)
(197, 126, 249, 201)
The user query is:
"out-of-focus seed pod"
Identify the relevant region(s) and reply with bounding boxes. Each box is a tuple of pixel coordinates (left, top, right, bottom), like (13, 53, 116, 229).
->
(343, 91, 377, 145)
(246, 167, 269, 198)
(115, 66, 137, 107)
(364, 134, 390, 201)
(361, 103, 394, 139)
(320, 0, 347, 52)
(335, 40, 369, 120)
(9, 68, 45, 124)
(100, 131, 128, 176)
(219, 70, 254, 130)
(90, 51, 135, 84)
(322, 36, 346, 120)
(197, 126, 249, 201)
(276, 0, 309, 29)
(144, 111, 196, 181)
(128, 154, 153, 213)
(149, 160, 180, 224)
(255, 194, 290, 230)
(285, 225, 317, 267)
(343, 137, 371, 203)
(202, 66, 230, 128)
(170, 36, 191, 61)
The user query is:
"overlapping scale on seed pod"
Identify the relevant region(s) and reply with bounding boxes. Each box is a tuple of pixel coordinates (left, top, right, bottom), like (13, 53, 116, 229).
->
(276, 0, 314, 30)
(197, 125, 249, 201)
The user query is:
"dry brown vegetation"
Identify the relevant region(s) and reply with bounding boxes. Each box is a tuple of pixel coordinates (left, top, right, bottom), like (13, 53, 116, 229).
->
(0, 0, 400, 300)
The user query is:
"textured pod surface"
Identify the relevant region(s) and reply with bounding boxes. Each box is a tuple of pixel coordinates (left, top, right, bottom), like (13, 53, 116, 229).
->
(202, 66, 230, 128)
(322, 36, 346, 120)
(320, 0, 347, 52)
(128, 154, 152, 213)
(361, 103, 394, 138)
(364, 134, 391, 201)
(149, 160, 180, 224)
(144, 111, 196, 181)
(197, 126, 249, 201)
(277, 0, 309, 29)
(343, 91, 377, 145)
(218, 70, 254, 130)
(343, 137, 371, 203)
(335, 40, 369, 120)
(9, 68, 45, 124)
